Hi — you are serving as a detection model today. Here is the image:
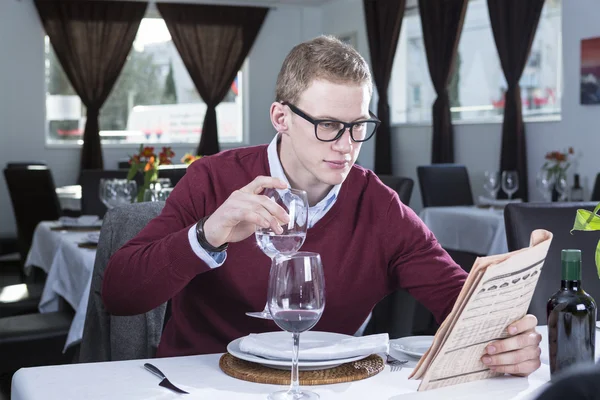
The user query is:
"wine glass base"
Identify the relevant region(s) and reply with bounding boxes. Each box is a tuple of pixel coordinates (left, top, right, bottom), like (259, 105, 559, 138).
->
(268, 390, 319, 400)
(245, 311, 273, 320)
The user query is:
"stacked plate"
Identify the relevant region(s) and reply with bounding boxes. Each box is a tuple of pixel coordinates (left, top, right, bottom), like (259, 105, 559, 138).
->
(227, 331, 371, 371)
(389, 336, 434, 359)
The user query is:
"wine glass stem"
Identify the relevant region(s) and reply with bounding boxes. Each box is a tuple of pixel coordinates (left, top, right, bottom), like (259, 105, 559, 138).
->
(288, 332, 301, 397)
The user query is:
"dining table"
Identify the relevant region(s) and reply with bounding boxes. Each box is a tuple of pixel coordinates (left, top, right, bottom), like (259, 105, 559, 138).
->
(24, 220, 98, 351)
(11, 325, 592, 400)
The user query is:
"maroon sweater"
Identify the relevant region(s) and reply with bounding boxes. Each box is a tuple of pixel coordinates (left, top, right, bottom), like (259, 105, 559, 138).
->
(102, 145, 467, 357)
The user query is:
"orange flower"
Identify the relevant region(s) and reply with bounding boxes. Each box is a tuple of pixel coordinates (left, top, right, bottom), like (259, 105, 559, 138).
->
(141, 146, 155, 158)
(144, 156, 156, 172)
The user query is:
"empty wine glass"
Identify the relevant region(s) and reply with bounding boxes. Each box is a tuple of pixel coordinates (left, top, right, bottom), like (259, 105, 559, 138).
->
(536, 170, 555, 202)
(501, 171, 519, 200)
(246, 187, 309, 319)
(483, 171, 500, 199)
(268, 252, 325, 400)
(555, 173, 569, 201)
(99, 179, 137, 208)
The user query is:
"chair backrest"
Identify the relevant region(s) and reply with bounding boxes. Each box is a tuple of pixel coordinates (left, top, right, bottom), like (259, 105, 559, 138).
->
(79, 169, 129, 218)
(378, 175, 414, 206)
(417, 164, 474, 207)
(591, 173, 600, 202)
(3, 166, 62, 262)
(158, 165, 187, 187)
(6, 162, 47, 169)
(79, 201, 166, 362)
(504, 202, 600, 323)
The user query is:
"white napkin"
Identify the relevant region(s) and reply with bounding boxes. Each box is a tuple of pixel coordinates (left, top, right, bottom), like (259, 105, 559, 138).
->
(477, 196, 522, 207)
(59, 215, 99, 227)
(239, 332, 389, 361)
(85, 232, 100, 244)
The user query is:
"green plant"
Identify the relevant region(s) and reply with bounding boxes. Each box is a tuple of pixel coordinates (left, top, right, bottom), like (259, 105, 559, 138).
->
(571, 203, 600, 277)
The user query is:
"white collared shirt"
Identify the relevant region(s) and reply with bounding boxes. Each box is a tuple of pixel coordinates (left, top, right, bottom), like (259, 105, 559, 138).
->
(188, 134, 341, 267)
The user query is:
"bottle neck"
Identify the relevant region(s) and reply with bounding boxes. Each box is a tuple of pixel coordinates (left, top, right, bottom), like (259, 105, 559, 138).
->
(574, 175, 581, 189)
(561, 280, 581, 291)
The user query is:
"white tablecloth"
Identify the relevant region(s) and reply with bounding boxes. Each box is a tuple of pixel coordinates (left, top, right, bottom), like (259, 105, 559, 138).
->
(419, 206, 508, 256)
(12, 326, 588, 400)
(24, 221, 97, 350)
(56, 185, 82, 211)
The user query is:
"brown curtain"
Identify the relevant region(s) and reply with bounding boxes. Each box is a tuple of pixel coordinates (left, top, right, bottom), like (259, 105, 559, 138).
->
(487, 0, 544, 201)
(419, 0, 468, 164)
(35, 0, 147, 171)
(363, 0, 406, 175)
(157, 3, 268, 156)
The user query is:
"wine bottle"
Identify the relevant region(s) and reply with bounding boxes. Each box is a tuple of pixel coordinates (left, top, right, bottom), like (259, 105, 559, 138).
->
(570, 174, 584, 202)
(547, 249, 597, 376)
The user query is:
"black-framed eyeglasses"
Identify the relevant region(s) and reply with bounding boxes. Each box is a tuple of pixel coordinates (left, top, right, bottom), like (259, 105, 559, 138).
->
(281, 101, 381, 143)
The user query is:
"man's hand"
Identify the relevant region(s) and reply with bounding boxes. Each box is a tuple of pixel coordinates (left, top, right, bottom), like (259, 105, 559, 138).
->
(203, 176, 290, 248)
(481, 314, 542, 376)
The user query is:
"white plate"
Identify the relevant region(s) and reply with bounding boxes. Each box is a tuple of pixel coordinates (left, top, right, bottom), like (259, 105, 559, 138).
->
(390, 336, 434, 358)
(227, 331, 369, 371)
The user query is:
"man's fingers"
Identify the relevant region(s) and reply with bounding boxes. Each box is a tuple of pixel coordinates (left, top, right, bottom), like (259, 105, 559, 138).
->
(507, 315, 538, 336)
(257, 195, 290, 225)
(488, 358, 541, 376)
(486, 330, 541, 355)
(242, 176, 288, 194)
(482, 345, 541, 367)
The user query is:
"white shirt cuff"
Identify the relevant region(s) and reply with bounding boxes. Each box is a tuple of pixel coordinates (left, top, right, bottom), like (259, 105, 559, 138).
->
(187, 225, 227, 268)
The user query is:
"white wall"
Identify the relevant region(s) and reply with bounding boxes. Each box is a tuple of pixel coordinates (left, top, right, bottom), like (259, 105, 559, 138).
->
(0, 0, 323, 236)
(322, 0, 600, 213)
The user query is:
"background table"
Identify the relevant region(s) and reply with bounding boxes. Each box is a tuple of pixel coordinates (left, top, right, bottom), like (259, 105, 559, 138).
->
(24, 221, 97, 350)
(12, 326, 586, 400)
(419, 206, 508, 256)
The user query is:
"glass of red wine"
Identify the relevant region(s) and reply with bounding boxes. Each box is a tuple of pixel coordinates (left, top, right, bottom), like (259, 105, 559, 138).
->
(246, 187, 309, 319)
(267, 252, 325, 400)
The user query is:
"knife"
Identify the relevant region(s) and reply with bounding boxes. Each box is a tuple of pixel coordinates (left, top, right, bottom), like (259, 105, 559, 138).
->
(144, 363, 189, 394)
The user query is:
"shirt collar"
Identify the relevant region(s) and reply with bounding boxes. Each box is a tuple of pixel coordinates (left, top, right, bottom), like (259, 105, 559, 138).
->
(267, 134, 341, 209)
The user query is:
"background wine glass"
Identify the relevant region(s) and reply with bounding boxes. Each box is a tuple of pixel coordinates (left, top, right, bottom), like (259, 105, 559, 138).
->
(501, 170, 519, 200)
(536, 170, 555, 202)
(99, 179, 137, 209)
(483, 171, 500, 199)
(267, 252, 325, 400)
(246, 187, 309, 319)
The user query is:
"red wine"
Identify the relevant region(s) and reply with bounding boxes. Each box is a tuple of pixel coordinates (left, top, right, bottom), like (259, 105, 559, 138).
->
(547, 249, 597, 376)
(272, 310, 322, 333)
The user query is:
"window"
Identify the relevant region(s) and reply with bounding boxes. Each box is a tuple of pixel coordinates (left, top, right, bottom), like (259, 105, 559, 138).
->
(390, 0, 561, 124)
(45, 16, 244, 145)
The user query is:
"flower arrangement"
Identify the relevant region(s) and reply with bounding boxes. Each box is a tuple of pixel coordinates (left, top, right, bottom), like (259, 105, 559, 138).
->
(571, 203, 600, 277)
(127, 145, 175, 202)
(181, 153, 202, 165)
(542, 147, 574, 180)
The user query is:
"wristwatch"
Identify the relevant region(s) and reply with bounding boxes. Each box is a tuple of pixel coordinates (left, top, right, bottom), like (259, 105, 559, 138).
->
(195, 216, 228, 252)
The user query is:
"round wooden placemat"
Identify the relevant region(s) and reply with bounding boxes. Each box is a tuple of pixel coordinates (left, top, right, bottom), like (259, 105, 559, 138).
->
(219, 353, 384, 385)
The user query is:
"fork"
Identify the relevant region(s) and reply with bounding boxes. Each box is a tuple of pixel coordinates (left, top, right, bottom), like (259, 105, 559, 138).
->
(386, 355, 409, 372)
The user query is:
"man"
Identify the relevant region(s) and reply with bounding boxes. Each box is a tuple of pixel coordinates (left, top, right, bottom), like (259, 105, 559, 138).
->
(102, 36, 541, 375)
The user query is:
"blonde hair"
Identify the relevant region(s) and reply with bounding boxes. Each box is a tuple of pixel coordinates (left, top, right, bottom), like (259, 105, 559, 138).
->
(275, 35, 373, 104)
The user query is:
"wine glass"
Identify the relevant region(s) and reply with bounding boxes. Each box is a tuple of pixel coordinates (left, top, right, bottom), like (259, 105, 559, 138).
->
(555, 173, 569, 201)
(267, 252, 325, 400)
(246, 187, 309, 319)
(483, 171, 500, 199)
(501, 171, 519, 200)
(536, 170, 555, 202)
(99, 179, 137, 208)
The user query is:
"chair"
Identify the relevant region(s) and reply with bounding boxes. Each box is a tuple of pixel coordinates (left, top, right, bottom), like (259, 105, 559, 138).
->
(591, 173, 600, 201)
(378, 175, 414, 205)
(504, 202, 600, 323)
(417, 164, 474, 207)
(6, 162, 47, 169)
(158, 165, 187, 187)
(4, 166, 62, 263)
(79, 169, 128, 218)
(79, 202, 167, 362)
